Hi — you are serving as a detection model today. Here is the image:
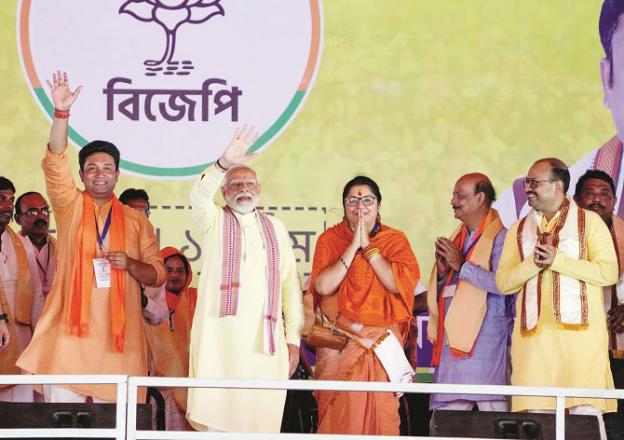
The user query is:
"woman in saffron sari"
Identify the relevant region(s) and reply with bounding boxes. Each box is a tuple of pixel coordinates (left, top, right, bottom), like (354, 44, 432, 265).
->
(309, 176, 420, 435)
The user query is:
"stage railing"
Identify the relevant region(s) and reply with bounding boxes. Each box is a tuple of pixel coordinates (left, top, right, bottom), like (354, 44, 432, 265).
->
(0, 374, 622, 439)
(127, 377, 624, 440)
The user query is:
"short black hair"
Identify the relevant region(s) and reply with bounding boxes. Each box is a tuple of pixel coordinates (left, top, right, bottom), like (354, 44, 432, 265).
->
(474, 179, 497, 206)
(0, 176, 16, 194)
(600, 0, 624, 87)
(574, 169, 616, 198)
(79, 140, 120, 171)
(342, 176, 382, 204)
(119, 188, 149, 205)
(15, 191, 44, 216)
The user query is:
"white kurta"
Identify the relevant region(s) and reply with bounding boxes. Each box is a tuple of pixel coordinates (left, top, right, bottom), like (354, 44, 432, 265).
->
(187, 165, 304, 433)
(0, 228, 45, 402)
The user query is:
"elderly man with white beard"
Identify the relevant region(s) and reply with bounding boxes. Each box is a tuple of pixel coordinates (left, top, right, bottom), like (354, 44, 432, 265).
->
(186, 126, 304, 433)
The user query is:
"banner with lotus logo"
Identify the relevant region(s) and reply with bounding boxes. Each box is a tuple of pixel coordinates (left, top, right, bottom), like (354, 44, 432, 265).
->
(18, 0, 323, 178)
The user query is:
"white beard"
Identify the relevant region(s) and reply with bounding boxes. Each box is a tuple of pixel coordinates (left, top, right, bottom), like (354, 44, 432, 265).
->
(227, 192, 259, 214)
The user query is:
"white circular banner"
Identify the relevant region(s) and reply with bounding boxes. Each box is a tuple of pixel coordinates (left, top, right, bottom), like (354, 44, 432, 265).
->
(18, 0, 323, 178)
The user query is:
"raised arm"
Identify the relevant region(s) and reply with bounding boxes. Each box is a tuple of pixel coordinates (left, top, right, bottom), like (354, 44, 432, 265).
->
(46, 71, 82, 155)
(190, 126, 259, 229)
(42, 72, 83, 217)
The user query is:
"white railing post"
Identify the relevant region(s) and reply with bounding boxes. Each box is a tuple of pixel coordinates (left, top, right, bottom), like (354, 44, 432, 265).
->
(555, 394, 565, 440)
(115, 375, 128, 440)
(127, 376, 139, 440)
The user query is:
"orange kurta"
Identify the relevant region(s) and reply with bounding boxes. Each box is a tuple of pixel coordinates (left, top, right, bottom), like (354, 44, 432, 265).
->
(17, 148, 166, 402)
(309, 220, 419, 435)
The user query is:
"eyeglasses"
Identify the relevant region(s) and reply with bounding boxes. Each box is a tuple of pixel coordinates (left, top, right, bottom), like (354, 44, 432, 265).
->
(24, 207, 50, 217)
(522, 178, 557, 189)
(344, 195, 377, 207)
(227, 179, 258, 191)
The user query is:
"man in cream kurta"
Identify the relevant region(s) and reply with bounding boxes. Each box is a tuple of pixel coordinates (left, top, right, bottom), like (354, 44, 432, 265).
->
(497, 158, 617, 439)
(187, 127, 304, 432)
(187, 128, 303, 432)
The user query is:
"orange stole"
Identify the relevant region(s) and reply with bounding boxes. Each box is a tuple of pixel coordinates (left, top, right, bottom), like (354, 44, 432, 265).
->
(68, 193, 126, 352)
(427, 209, 504, 363)
(309, 220, 419, 327)
(0, 227, 35, 383)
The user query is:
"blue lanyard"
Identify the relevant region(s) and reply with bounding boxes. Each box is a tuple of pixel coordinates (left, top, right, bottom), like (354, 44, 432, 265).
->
(95, 209, 112, 250)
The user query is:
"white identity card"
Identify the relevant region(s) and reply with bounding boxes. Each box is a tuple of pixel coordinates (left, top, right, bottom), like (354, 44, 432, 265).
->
(93, 258, 111, 288)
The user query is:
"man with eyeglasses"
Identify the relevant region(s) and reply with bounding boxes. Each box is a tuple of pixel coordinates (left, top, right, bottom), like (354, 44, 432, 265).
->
(15, 192, 56, 298)
(0, 179, 45, 403)
(187, 126, 303, 433)
(428, 173, 514, 413)
(497, 158, 618, 438)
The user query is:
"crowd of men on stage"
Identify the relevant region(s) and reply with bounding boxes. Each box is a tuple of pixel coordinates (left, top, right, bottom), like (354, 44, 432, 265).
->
(3, 1, 624, 437)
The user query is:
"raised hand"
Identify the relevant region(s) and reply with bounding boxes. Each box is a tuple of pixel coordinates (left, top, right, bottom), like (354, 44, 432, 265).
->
(46, 71, 82, 111)
(219, 125, 260, 168)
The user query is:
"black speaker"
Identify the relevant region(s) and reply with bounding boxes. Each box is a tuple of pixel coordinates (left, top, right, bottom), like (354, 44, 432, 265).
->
(0, 402, 151, 439)
(430, 409, 600, 440)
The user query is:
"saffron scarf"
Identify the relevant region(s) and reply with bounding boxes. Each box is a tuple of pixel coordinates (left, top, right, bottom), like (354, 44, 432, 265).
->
(517, 198, 587, 334)
(0, 226, 34, 379)
(219, 206, 280, 355)
(67, 193, 126, 352)
(427, 209, 503, 366)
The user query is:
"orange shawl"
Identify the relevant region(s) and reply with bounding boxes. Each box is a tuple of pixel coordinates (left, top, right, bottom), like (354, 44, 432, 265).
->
(0, 226, 34, 380)
(145, 246, 197, 410)
(310, 220, 419, 327)
(161, 246, 197, 340)
(67, 193, 126, 352)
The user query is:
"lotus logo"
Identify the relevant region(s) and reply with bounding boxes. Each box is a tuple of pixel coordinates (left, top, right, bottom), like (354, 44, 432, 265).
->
(18, 0, 323, 178)
(119, 0, 224, 76)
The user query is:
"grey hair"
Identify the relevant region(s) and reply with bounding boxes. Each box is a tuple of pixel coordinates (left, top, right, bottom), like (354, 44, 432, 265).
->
(220, 164, 261, 188)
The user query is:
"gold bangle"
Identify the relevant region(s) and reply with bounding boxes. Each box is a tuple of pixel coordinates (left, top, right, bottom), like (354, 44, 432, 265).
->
(364, 247, 380, 261)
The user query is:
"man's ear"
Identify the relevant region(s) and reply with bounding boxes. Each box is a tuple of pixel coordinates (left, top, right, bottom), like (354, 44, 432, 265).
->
(475, 191, 486, 207)
(601, 57, 613, 109)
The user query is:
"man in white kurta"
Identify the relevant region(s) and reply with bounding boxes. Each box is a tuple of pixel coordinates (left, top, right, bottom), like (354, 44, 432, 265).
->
(187, 127, 304, 432)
